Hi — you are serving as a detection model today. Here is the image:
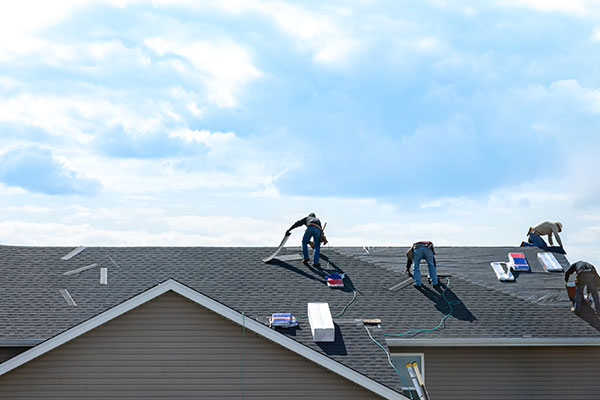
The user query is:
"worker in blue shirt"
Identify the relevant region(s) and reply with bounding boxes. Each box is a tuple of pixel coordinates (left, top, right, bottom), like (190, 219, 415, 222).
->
(286, 213, 325, 267)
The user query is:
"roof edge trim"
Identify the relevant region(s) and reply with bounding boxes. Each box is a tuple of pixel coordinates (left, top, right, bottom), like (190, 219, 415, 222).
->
(387, 337, 600, 347)
(0, 279, 406, 400)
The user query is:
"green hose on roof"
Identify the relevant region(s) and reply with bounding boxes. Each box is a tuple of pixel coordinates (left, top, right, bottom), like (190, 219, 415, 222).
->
(384, 277, 460, 337)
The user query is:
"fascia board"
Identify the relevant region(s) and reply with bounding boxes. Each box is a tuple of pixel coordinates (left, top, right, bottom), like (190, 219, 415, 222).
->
(387, 338, 600, 347)
(0, 279, 407, 400)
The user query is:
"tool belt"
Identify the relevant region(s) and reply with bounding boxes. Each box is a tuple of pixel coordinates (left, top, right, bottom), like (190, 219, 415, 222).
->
(414, 242, 432, 249)
(307, 223, 328, 247)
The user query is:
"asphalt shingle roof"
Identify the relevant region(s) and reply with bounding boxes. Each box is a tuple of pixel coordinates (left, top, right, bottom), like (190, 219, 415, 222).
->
(0, 244, 598, 394)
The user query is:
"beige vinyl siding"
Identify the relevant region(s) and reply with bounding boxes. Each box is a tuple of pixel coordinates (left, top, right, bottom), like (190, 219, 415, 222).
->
(0, 347, 28, 363)
(0, 291, 384, 399)
(394, 345, 600, 400)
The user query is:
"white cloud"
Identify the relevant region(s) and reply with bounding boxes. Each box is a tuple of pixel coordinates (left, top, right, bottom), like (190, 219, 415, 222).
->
(420, 197, 477, 210)
(415, 36, 442, 52)
(0, 144, 102, 195)
(6, 206, 52, 213)
(0, 92, 180, 144)
(144, 0, 363, 66)
(145, 38, 262, 107)
(0, 0, 84, 61)
(168, 129, 235, 149)
(0, 217, 282, 247)
(258, 3, 362, 66)
(515, 79, 600, 126)
(496, 0, 590, 16)
(593, 27, 600, 42)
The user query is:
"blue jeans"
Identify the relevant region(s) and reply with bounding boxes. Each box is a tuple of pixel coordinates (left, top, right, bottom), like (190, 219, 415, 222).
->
(302, 225, 321, 264)
(412, 246, 438, 286)
(527, 232, 548, 248)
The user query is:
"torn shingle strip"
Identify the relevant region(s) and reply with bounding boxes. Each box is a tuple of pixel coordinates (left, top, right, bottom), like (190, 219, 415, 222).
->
(63, 263, 98, 276)
(59, 289, 77, 306)
(387, 278, 413, 291)
(60, 246, 86, 261)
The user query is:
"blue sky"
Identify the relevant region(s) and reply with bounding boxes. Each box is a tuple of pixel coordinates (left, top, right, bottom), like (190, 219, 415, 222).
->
(1, 0, 599, 264)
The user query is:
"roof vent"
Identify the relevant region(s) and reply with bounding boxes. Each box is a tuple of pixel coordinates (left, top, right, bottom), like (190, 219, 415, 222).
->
(100, 268, 107, 285)
(307, 303, 335, 342)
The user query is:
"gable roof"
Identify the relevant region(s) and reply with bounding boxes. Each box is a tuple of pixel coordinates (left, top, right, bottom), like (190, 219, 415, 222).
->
(0, 244, 598, 395)
(0, 278, 406, 400)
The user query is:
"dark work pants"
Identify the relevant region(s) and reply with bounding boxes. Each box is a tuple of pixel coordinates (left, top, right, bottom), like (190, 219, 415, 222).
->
(574, 272, 600, 314)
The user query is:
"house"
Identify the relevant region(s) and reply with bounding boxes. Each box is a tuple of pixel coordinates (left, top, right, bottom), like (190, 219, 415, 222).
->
(0, 244, 598, 399)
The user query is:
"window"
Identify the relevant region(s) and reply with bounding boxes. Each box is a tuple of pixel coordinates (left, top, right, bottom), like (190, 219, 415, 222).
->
(391, 353, 424, 396)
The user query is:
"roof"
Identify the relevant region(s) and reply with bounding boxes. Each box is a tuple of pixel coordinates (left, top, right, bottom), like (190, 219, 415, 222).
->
(0, 244, 598, 395)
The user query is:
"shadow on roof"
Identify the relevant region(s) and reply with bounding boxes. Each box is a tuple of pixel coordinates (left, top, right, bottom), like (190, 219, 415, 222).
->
(577, 304, 600, 331)
(267, 259, 326, 284)
(416, 284, 477, 323)
(315, 324, 348, 356)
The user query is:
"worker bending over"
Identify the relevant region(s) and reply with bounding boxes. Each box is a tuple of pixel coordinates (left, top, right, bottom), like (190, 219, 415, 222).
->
(287, 213, 326, 267)
(527, 221, 563, 247)
(565, 261, 600, 315)
(522, 221, 565, 253)
(406, 241, 439, 288)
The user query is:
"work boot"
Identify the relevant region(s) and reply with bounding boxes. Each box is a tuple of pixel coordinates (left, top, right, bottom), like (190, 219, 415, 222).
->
(313, 262, 321, 268)
(302, 258, 309, 265)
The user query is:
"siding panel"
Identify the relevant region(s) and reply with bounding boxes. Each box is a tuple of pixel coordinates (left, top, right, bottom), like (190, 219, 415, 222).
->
(0, 292, 384, 399)
(394, 346, 600, 400)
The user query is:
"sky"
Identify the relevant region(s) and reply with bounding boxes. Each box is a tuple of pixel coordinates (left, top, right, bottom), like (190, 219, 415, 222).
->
(1, 0, 599, 265)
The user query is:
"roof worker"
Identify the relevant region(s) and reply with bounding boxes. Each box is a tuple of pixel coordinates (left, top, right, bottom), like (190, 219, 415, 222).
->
(565, 261, 600, 315)
(521, 221, 565, 253)
(406, 241, 438, 288)
(286, 213, 326, 267)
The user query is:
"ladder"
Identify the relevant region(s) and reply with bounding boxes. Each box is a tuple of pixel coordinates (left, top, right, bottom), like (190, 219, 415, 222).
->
(405, 361, 430, 400)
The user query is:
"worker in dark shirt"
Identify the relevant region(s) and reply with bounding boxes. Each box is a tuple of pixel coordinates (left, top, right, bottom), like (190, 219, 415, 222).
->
(565, 261, 600, 315)
(286, 213, 324, 267)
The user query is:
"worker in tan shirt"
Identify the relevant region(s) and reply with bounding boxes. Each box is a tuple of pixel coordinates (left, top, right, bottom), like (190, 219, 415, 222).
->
(524, 221, 563, 249)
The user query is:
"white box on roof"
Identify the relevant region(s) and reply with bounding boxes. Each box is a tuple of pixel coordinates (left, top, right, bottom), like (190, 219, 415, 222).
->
(538, 252, 563, 272)
(307, 302, 335, 342)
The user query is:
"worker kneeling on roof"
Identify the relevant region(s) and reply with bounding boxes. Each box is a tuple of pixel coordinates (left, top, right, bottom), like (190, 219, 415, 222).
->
(565, 261, 600, 315)
(406, 241, 439, 288)
(521, 221, 565, 253)
(286, 213, 326, 267)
